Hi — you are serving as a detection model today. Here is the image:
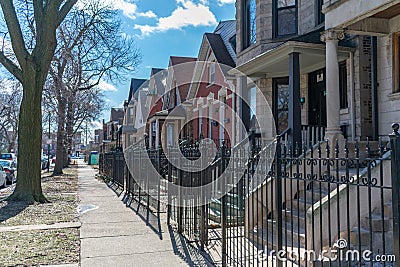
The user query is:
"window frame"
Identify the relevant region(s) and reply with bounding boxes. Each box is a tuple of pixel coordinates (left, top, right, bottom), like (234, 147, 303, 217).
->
(315, 0, 325, 26)
(393, 32, 400, 94)
(209, 62, 215, 85)
(339, 61, 348, 109)
(242, 0, 257, 50)
(273, 0, 298, 38)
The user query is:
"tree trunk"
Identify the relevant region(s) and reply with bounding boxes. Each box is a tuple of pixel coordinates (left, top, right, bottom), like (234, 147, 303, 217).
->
(9, 67, 47, 204)
(53, 99, 66, 175)
(65, 93, 76, 161)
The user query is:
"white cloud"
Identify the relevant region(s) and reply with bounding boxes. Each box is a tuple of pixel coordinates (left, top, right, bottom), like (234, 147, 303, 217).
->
(111, 0, 156, 19)
(134, 0, 217, 37)
(99, 80, 118, 92)
(76, 0, 156, 20)
(218, 0, 235, 5)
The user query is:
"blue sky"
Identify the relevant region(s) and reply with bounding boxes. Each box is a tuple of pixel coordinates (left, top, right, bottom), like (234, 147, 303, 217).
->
(101, 0, 236, 120)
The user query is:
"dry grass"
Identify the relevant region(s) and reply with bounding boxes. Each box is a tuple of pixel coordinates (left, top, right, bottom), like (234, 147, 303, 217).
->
(0, 166, 80, 266)
(0, 167, 78, 227)
(0, 228, 80, 266)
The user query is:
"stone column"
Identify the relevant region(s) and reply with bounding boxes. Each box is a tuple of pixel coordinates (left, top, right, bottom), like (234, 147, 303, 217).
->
(237, 75, 250, 140)
(321, 29, 345, 145)
(288, 52, 301, 150)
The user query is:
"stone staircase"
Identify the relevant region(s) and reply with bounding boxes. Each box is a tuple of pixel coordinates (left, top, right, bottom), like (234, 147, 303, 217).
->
(248, 140, 393, 266)
(207, 186, 245, 226)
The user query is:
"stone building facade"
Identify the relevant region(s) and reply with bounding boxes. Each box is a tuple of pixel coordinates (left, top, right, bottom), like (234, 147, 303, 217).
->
(234, 0, 400, 145)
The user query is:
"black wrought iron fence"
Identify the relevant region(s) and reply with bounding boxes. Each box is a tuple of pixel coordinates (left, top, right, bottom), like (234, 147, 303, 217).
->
(100, 152, 125, 187)
(100, 124, 400, 267)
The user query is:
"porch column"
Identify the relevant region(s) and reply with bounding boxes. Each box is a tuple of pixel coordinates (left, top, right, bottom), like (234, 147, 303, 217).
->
(155, 119, 160, 148)
(237, 75, 250, 140)
(288, 52, 301, 149)
(321, 29, 345, 144)
(149, 122, 153, 148)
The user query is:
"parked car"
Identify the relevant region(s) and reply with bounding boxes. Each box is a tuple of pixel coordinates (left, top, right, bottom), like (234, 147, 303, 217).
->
(0, 160, 16, 184)
(1, 153, 17, 162)
(0, 164, 6, 188)
(41, 157, 49, 170)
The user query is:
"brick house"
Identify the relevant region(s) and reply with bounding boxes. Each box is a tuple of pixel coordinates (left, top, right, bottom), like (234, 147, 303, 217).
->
(187, 21, 238, 148)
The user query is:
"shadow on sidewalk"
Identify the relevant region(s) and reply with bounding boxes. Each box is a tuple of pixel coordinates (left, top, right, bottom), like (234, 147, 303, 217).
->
(106, 180, 124, 197)
(105, 185, 164, 240)
(167, 225, 215, 267)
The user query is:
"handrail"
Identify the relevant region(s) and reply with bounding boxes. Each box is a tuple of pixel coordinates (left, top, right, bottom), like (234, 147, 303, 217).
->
(278, 127, 290, 138)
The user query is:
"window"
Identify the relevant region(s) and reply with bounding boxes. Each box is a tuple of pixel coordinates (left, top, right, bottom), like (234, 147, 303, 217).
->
(316, 0, 324, 25)
(339, 61, 348, 109)
(229, 35, 237, 52)
(167, 124, 175, 146)
(209, 62, 215, 84)
(273, 78, 289, 134)
(243, 0, 256, 49)
(274, 0, 297, 37)
(394, 32, 400, 94)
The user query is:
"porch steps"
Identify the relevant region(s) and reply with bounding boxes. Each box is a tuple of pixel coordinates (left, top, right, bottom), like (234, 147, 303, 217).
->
(254, 166, 392, 266)
(207, 188, 245, 225)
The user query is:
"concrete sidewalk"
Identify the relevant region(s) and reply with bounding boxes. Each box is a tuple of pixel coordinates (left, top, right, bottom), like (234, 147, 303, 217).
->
(78, 163, 212, 267)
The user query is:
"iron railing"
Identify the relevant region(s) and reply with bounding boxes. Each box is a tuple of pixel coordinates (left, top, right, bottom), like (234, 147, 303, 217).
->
(99, 123, 400, 266)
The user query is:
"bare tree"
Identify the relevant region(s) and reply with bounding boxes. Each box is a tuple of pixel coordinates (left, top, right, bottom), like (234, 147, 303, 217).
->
(0, 0, 77, 203)
(44, 1, 140, 175)
(0, 80, 21, 152)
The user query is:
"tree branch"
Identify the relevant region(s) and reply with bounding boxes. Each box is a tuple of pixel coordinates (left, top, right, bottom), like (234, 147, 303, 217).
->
(33, 0, 44, 31)
(0, 51, 23, 82)
(57, 0, 78, 27)
(0, 0, 30, 69)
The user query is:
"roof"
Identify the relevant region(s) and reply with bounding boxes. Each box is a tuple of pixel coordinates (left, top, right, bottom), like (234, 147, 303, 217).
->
(110, 108, 124, 123)
(137, 89, 149, 124)
(151, 68, 164, 76)
(148, 68, 167, 96)
(169, 56, 197, 102)
(187, 21, 236, 100)
(128, 78, 146, 103)
(170, 56, 197, 66)
(205, 33, 235, 67)
(213, 20, 236, 63)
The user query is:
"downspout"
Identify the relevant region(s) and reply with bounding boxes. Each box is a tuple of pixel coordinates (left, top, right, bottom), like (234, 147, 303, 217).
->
(371, 36, 379, 141)
(349, 51, 356, 141)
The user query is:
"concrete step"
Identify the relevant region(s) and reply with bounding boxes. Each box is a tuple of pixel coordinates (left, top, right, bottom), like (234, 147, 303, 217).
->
(308, 180, 340, 193)
(287, 198, 314, 214)
(282, 208, 306, 227)
(297, 188, 329, 203)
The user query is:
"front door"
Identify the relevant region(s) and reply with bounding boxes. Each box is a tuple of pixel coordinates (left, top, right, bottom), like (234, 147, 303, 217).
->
(308, 69, 327, 126)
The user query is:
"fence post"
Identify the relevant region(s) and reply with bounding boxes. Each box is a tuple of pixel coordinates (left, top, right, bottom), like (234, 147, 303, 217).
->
(221, 141, 227, 267)
(274, 135, 283, 267)
(200, 143, 206, 251)
(178, 149, 183, 234)
(167, 147, 172, 225)
(390, 123, 400, 262)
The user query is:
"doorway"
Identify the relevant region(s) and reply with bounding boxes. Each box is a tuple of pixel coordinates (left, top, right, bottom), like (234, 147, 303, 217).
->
(308, 69, 327, 126)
